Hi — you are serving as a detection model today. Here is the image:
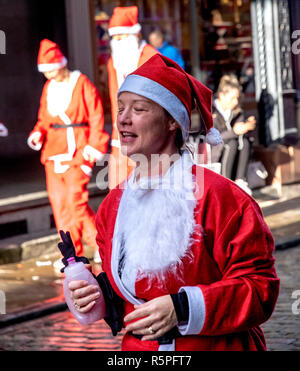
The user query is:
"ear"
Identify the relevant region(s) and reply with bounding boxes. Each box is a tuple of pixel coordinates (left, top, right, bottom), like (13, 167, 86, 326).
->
(168, 118, 179, 133)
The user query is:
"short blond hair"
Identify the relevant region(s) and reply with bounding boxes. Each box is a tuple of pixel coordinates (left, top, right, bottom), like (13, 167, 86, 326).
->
(217, 74, 241, 95)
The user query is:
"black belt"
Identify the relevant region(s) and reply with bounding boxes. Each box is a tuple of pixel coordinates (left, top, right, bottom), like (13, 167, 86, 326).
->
(50, 122, 88, 129)
(131, 327, 182, 345)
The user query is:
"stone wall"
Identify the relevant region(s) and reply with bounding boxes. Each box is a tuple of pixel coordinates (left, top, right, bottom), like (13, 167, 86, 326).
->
(0, 0, 67, 159)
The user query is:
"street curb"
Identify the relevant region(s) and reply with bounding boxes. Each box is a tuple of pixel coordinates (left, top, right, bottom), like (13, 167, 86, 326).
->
(0, 301, 67, 329)
(275, 237, 300, 250)
(0, 238, 299, 330)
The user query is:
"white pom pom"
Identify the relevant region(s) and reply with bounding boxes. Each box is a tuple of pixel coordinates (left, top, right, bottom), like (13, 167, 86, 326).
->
(206, 127, 223, 146)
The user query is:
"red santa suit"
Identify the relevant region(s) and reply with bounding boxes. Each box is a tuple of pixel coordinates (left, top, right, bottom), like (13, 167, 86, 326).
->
(95, 152, 279, 351)
(106, 6, 158, 189)
(94, 54, 279, 351)
(28, 39, 109, 255)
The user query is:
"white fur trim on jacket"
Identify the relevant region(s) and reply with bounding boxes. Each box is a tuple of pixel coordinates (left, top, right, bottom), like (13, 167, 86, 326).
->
(27, 132, 43, 151)
(46, 71, 81, 174)
(83, 145, 105, 162)
(80, 164, 93, 177)
(112, 151, 198, 296)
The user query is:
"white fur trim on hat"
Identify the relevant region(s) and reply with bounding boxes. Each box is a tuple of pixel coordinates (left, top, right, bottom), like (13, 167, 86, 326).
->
(118, 74, 191, 141)
(38, 56, 68, 73)
(205, 127, 223, 146)
(108, 23, 141, 37)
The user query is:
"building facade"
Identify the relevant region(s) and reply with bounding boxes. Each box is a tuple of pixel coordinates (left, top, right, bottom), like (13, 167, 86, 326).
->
(0, 0, 299, 179)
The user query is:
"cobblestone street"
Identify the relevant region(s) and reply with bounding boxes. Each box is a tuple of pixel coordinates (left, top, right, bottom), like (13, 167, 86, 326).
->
(0, 245, 299, 351)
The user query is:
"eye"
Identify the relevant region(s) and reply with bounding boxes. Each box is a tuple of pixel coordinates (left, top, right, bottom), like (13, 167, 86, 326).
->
(133, 106, 146, 112)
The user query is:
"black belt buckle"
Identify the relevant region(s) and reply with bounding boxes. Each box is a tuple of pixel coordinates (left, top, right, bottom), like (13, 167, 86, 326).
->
(158, 327, 181, 345)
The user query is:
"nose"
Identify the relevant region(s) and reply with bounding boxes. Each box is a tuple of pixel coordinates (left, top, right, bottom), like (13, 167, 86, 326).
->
(117, 107, 132, 127)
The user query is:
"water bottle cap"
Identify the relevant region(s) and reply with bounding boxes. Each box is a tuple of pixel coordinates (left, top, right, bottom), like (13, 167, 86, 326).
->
(67, 257, 76, 264)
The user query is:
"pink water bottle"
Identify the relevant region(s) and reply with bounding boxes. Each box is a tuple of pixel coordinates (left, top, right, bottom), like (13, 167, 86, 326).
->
(63, 257, 106, 325)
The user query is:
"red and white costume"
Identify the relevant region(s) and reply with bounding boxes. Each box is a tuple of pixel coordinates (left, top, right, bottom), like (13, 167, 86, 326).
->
(28, 39, 109, 255)
(95, 153, 279, 351)
(94, 54, 279, 351)
(106, 6, 157, 189)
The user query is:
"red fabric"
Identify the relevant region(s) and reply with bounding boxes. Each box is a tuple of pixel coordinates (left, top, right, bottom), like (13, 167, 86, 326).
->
(107, 44, 158, 189)
(95, 165, 279, 351)
(46, 162, 98, 255)
(108, 6, 139, 29)
(128, 54, 214, 133)
(38, 39, 64, 65)
(29, 73, 109, 165)
(29, 72, 108, 255)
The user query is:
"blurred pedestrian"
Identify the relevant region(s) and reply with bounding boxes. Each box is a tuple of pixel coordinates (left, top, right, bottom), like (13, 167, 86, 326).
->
(149, 29, 185, 70)
(211, 74, 256, 194)
(27, 39, 109, 266)
(67, 54, 279, 351)
(107, 6, 157, 189)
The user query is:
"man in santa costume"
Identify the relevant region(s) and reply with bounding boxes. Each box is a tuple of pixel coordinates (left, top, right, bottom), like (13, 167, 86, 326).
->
(67, 54, 279, 351)
(107, 6, 157, 189)
(27, 39, 109, 264)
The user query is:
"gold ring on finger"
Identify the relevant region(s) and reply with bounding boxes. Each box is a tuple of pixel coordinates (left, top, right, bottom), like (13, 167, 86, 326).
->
(148, 326, 154, 335)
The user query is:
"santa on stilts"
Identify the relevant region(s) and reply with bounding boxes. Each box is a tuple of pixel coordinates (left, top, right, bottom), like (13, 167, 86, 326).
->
(28, 39, 109, 264)
(107, 6, 157, 189)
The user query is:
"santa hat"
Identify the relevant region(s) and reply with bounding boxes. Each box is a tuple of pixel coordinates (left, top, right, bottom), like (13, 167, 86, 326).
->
(108, 6, 141, 37)
(118, 54, 222, 145)
(37, 39, 68, 73)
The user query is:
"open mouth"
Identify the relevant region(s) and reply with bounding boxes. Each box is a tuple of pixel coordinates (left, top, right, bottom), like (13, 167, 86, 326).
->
(120, 131, 138, 141)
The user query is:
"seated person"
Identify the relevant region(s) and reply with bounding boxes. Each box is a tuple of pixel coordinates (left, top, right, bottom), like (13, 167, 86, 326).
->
(211, 74, 256, 195)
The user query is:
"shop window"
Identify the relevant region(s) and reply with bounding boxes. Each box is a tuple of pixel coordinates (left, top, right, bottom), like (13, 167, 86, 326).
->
(91, 0, 255, 121)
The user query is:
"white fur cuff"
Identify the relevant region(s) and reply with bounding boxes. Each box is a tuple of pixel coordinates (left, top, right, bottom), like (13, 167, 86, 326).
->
(178, 286, 206, 335)
(27, 132, 42, 151)
(83, 145, 105, 162)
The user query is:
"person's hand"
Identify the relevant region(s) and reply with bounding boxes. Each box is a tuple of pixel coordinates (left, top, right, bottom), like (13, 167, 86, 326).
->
(124, 295, 178, 341)
(84, 152, 97, 164)
(30, 132, 42, 146)
(68, 279, 101, 314)
(233, 117, 256, 135)
(246, 115, 256, 131)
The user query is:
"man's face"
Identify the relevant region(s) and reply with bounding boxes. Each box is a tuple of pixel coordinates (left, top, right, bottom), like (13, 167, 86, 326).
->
(219, 88, 240, 111)
(43, 68, 66, 82)
(149, 33, 163, 49)
(112, 34, 130, 41)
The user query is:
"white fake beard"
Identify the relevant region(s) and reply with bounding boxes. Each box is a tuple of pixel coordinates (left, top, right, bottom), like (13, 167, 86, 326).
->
(116, 156, 201, 291)
(110, 35, 141, 87)
(47, 71, 79, 117)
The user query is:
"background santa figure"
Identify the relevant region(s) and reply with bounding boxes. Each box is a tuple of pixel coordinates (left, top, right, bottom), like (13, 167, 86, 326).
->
(27, 39, 109, 268)
(107, 6, 157, 189)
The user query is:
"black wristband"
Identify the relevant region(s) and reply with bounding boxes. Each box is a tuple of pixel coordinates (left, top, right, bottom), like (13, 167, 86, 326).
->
(170, 291, 189, 324)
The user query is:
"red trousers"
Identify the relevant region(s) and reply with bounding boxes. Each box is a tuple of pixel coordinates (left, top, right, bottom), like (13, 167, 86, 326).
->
(45, 162, 98, 256)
